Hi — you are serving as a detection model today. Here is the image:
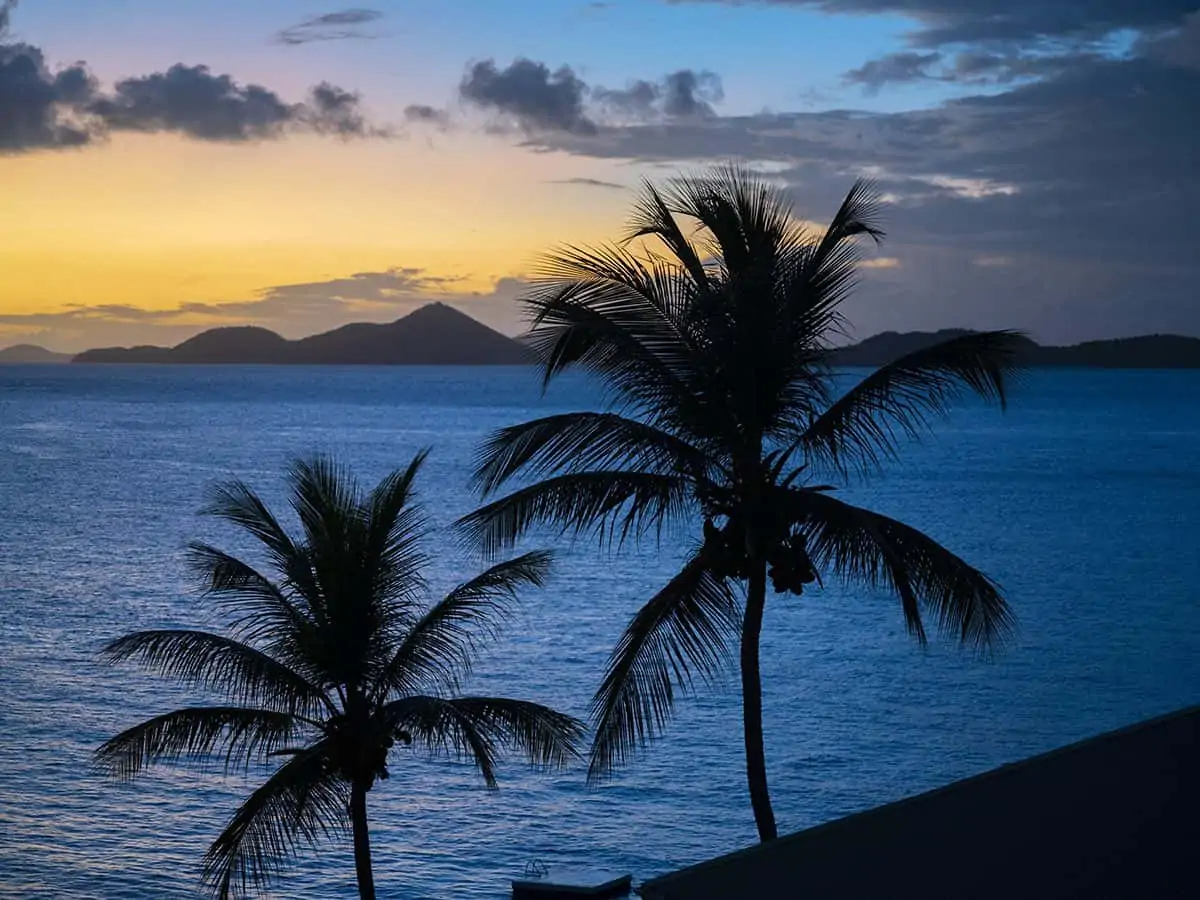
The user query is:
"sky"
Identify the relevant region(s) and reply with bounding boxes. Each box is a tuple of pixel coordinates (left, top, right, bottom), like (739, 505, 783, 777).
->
(2, 0, 1198, 351)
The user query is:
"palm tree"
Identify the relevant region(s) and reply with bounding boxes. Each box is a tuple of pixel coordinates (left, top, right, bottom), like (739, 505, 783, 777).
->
(96, 452, 584, 900)
(459, 166, 1021, 843)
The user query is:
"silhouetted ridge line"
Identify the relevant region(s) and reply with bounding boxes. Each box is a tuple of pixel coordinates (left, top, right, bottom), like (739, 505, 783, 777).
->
(63, 315, 1200, 367)
(829, 330, 1200, 369)
(0, 344, 72, 364)
(71, 303, 530, 365)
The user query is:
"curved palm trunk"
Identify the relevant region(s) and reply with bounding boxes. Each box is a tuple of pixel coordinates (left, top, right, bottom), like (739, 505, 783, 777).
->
(350, 781, 377, 900)
(741, 559, 778, 841)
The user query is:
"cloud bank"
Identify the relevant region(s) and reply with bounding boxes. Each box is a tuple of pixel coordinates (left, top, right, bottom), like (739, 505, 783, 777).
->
(455, 58, 729, 133)
(0, 4, 383, 152)
(456, 3, 1200, 341)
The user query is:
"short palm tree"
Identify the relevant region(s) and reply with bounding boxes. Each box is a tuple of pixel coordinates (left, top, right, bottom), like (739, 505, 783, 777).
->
(460, 166, 1021, 842)
(96, 453, 584, 899)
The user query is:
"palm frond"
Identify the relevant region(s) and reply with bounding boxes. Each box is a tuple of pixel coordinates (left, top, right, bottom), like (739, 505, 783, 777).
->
(385, 695, 584, 788)
(473, 412, 714, 496)
(287, 456, 362, 568)
(524, 266, 697, 407)
(94, 706, 300, 781)
(374, 551, 553, 697)
(794, 489, 1014, 648)
(799, 330, 1026, 477)
(362, 452, 431, 623)
(284, 456, 398, 686)
(588, 553, 741, 783)
(185, 543, 317, 648)
(201, 480, 300, 569)
(100, 630, 332, 715)
(201, 741, 346, 900)
(457, 471, 690, 558)
(660, 164, 795, 278)
(521, 253, 739, 449)
(625, 180, 711, 289)
(810, 178, 886, 263)
(780, 178, 887, 346)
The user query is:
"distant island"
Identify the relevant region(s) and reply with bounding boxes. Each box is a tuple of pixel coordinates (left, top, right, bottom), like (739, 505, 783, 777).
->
(3, 307, 1198, 368)
(71, 303, 529, 365)
(830, 330, 1200, 369)
(0, 344, 73, 364)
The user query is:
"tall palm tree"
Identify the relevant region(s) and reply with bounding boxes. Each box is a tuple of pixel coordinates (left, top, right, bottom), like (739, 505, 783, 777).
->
(96, 453, 584, 900)
(460, 166, 1022, 843)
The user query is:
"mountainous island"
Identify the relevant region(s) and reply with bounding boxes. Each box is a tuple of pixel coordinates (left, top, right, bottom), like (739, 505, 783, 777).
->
(71, 303, 529, 365)
(0, 344, 73, 364)
(829, 330, 1200, 369)
(3, 306, 1198, 368)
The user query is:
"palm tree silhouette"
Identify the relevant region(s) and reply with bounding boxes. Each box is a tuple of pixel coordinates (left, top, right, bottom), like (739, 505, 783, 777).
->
(96, 453, 584, 899)
(460, 166, 1021, 842)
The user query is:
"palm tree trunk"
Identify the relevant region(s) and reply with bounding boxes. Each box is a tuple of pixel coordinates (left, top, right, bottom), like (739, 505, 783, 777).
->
(741, 558, 778, 841)
(350, 781, 377, 900)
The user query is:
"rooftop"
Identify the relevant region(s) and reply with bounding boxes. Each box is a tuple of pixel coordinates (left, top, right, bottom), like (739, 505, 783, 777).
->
(639, 705, 1200, 900)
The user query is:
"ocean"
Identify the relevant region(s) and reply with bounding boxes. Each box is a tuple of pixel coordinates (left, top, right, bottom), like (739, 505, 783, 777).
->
(1, 365, 1198, 899)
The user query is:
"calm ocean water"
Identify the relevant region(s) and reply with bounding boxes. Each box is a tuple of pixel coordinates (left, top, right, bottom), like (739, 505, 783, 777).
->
(1, 365, 1198, 899)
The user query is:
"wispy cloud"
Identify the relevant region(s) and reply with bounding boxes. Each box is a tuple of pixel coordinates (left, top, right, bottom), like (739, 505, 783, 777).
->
(275, 8, 385, 46)
(404, 104, 452, 129)
(546, 176, 627, 189)
(859, 256, 902, 269)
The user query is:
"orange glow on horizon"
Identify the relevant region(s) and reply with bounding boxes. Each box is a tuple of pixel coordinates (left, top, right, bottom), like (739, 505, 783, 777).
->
(2, 133, 633, 324)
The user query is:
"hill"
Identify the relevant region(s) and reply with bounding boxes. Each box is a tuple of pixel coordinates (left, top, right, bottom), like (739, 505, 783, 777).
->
(69, 311, 1200, 369)
(73, 304, 529, 365)
(290, 302, 526, 364)
(1034, 335, 1200, 368)
(829, 330, 1200, 369)
(0, 344, 72, 364)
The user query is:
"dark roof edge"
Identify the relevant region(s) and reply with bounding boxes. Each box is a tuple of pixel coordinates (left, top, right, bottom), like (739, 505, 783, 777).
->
(638, 702, 1200, 898)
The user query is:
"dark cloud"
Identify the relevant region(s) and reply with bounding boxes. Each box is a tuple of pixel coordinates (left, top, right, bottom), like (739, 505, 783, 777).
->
(594, 79, 660, 118)
(275, 8, 384, 46)
(596, 69, 725, 120)
(305, 82, 385, 137)
(459, 58, 596, 134)
(844, 51, 942, 89)
(89, 66, 382, 141)
(404, 103, 451, 128)
(1, 3, 97, 150)
(1139, 11, 1200, 66)
(0, 2, 383, 150)
(91, 65, 296, 140)
(942, 50, 1074, 84)
(668, 0, 1199, 48)
(662, 69, 724, 116)
(844, 48, 1107, 88)
(0, 42, 96, 151)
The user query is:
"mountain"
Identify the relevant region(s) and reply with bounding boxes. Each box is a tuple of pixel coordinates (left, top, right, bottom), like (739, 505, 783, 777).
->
(73, 304, 529, 365)
(829, 330, 1200, 369)
(1033, 335, 1200, 368)
(290, 302, 526, 364)
(0, 344, 72, 364)
(69, 309, 1200, 369)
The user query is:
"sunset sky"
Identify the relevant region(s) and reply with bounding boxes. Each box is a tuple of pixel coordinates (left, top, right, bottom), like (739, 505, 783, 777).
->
(3, 0, 1198, 351)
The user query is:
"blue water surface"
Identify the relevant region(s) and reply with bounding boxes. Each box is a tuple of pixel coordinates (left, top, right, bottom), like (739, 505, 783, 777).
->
(1, 365, 1198, 898)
